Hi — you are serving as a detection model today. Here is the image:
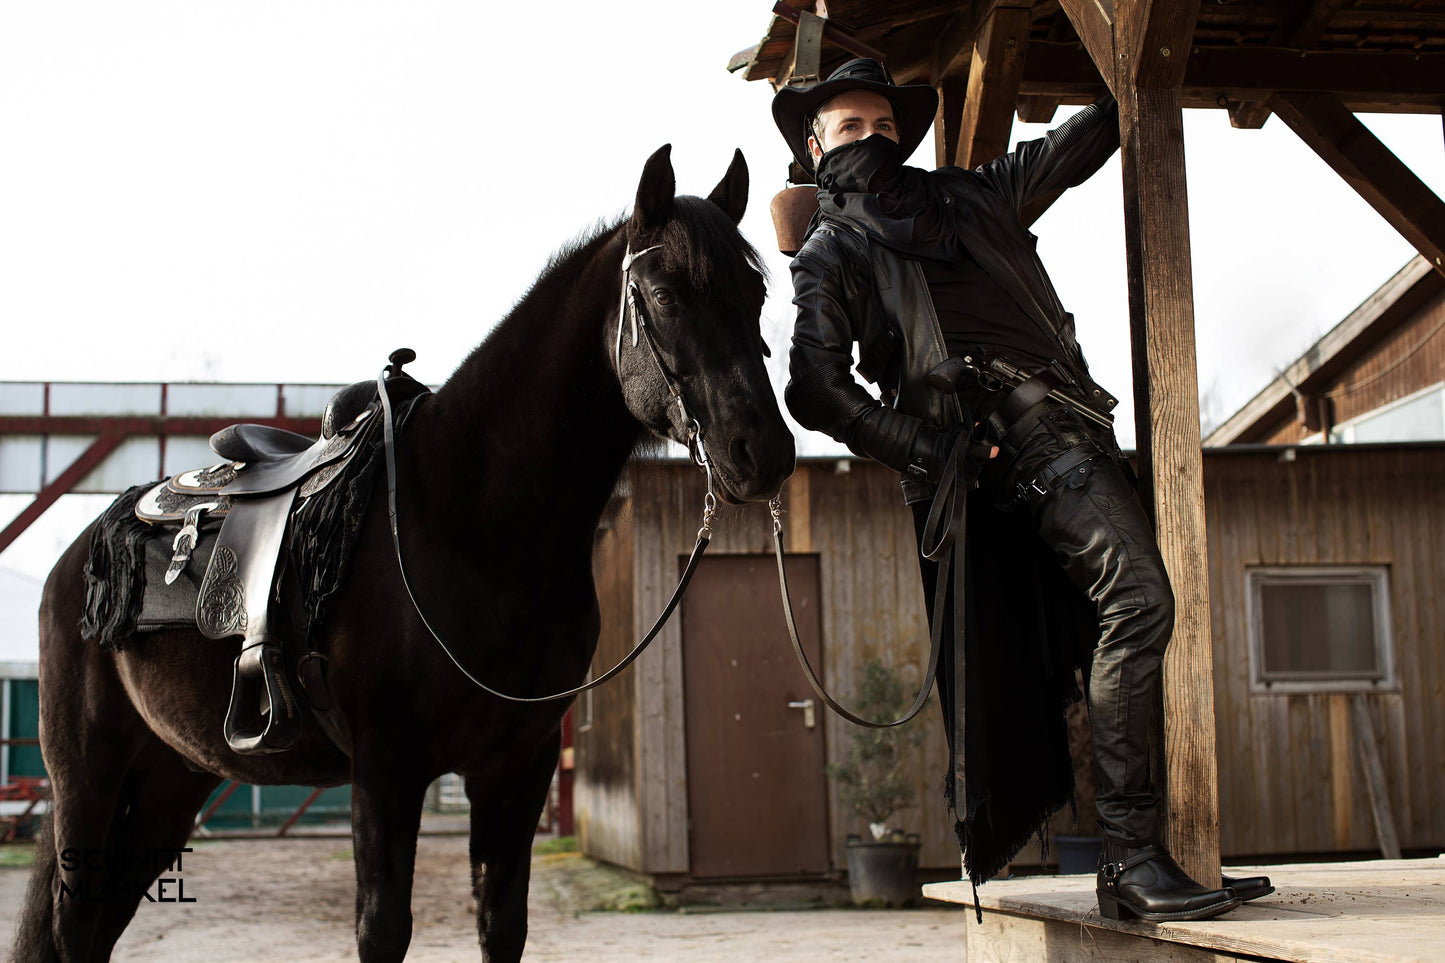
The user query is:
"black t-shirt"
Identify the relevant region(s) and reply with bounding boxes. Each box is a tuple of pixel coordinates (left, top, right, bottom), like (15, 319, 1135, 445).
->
(922, 245, 1058, 413)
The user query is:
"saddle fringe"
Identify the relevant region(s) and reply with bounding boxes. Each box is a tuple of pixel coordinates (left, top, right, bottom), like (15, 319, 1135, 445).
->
(81, 484, 156, 650)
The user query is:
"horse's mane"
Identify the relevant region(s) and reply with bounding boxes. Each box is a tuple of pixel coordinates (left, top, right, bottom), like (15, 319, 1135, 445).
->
(439, 196, 766, 401)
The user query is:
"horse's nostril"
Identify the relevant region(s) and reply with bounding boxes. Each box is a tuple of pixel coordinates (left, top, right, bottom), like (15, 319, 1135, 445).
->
(729, 436, 757, 477)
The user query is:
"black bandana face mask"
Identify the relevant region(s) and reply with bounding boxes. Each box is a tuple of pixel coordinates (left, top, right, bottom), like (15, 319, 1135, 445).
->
(813, 133, 955, 261)
(814, 133, 903, 194)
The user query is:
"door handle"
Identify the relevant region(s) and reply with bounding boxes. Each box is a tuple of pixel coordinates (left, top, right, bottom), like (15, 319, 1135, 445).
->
(787, 699, 816, 729)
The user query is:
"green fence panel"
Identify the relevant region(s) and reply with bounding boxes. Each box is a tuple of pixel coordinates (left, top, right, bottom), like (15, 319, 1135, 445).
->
(7, 680, 45, 779)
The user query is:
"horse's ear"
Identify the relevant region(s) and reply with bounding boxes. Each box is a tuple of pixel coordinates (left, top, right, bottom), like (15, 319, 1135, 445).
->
(632, 144, 675, 234)
(708, 149, 749, 224)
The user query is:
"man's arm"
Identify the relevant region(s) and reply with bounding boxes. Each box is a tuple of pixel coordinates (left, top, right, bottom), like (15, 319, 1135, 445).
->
(974, 94, 1119, 213)
(785, 247, 950, 480)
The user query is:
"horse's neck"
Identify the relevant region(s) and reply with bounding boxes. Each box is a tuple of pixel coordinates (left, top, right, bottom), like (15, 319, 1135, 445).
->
(418, 230, 640, 539)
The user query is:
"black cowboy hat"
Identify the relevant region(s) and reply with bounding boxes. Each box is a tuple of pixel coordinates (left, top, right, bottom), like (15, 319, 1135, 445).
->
(772, 58, 939, 172)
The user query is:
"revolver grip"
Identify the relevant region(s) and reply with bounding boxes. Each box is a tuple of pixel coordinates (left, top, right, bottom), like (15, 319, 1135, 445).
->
(927, 356, 970, 394)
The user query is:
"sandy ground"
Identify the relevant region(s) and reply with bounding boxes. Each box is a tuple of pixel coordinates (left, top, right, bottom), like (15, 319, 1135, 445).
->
(0, 832, 969, 961)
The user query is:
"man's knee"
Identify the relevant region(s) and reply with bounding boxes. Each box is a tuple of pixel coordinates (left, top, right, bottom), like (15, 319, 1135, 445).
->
(1130, 558, 1174, 657)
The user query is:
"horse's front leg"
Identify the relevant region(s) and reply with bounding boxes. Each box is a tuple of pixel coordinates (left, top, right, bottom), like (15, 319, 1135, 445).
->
(466, 732, 560, 963)
(350, 764, 429, 963)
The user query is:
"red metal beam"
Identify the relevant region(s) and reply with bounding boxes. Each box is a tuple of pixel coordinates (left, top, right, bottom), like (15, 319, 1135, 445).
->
(0, 434, 126, 555)
(194, 780, 241, 829)
(275, 786, 326, 837)
(0, 415, 321, 436)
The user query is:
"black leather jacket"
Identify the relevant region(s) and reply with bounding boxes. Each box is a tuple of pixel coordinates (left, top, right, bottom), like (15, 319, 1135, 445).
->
(784, 97, 1120, 502)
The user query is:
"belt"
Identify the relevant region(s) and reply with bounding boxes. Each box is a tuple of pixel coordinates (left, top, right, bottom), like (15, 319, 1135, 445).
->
(1014, 443, 1100, 504)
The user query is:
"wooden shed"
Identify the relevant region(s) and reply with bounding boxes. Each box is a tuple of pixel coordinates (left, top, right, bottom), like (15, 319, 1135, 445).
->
(577, 459, 947, 889)
(575, 440, 1445, 888)
(1207, 255, 1445, 448)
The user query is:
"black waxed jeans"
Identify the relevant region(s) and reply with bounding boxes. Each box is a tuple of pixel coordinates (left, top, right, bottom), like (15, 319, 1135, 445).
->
(913, 404, 1174, 846)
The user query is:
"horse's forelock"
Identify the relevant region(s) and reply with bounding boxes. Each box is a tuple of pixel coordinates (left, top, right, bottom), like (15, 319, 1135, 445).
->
(655, 196, 767, 298)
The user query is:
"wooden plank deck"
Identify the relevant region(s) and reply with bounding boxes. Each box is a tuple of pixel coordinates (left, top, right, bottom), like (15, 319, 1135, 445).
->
(922, 857, 1445, 962)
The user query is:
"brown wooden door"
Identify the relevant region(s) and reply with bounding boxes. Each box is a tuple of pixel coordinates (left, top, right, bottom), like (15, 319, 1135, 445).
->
(681, 553, 830, 878)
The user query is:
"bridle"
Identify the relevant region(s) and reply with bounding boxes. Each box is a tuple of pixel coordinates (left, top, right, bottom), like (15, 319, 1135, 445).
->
(615, 243, 713, 471)
(380, 241, 935, 727)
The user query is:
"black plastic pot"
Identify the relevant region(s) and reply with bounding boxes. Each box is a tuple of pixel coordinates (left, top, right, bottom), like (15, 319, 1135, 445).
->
(844, 834, 921, 906)
(1054, 834, 1103, 874)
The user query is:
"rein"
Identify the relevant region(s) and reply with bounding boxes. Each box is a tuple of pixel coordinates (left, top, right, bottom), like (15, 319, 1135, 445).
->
(379, 243, 717, 703)
(771, 375, 973, 729)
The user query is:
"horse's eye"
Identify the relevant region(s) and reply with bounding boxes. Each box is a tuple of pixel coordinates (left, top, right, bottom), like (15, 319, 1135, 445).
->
(653, 289, 675, 306)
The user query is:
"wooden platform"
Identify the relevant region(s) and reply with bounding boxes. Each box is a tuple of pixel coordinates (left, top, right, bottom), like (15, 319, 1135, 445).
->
(922, 857, 1445, 962)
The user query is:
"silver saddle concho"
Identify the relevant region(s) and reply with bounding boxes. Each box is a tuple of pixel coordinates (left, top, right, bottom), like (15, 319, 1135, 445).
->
(134, 400, 380, 756)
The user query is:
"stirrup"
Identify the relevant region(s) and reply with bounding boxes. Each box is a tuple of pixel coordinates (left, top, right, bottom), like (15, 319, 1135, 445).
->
(224, 642, 302, 754)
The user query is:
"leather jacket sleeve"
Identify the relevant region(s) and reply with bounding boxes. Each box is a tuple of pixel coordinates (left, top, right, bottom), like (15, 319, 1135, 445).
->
(785, 244, 932, 474)
(976, 94, 1119, 213)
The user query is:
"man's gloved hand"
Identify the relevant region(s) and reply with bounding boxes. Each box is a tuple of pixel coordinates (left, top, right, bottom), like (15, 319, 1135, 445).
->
(907, 423, 966, 484)
(847, 406, 997, 483)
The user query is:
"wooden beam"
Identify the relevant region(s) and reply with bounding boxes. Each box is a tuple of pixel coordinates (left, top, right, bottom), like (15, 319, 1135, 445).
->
(955, 4, 1033, 168)
(1117, 0, 1200, 90)
(1117, 80, 1222, 888)
(933, 7, 982, 84)
(1185, 47, 1445, 102)
(1018, 41, 1445, 110)
(930, 5, 980, 167)
(1227, 99, 1273, 130)
(1228, 0, 1348, 124)
(1272, 0, 1349, 49)
(1058, 0, 1118, 94)
(1017, 95, 1060, 124)
(1270, 92, 1445, 278)
(1350, 696, 1402, 860)
(935, 84, 968, 169)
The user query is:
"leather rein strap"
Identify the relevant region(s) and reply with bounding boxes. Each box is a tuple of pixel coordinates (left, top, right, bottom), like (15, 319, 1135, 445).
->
(769, 430, 966, 729)
(379, 244, 718, 703)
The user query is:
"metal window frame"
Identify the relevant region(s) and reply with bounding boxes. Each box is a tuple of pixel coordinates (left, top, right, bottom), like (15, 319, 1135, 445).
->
(1245, 565, 1397, 694)
(1329, 380, 1445, 443)
(1, 679, 10, 785)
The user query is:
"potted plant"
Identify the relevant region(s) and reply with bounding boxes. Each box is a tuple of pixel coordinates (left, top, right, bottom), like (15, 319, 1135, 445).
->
(1053, 695, 1103, 874)
(827, 658, 927, 906)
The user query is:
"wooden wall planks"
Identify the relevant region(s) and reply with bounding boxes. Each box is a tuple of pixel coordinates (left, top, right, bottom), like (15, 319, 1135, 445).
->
(1206, 446, 1445, 857)
(579, 443, 1445, 878)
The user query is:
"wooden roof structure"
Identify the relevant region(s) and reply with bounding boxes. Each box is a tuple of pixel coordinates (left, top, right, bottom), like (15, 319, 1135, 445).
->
(729, 0, 1445, 888)
(1207, 255, 1444, 445)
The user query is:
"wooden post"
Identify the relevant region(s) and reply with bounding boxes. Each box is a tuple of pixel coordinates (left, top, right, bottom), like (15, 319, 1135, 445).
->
(1117, 82, 1223, 887)
(1062, 0, 1221, 886)
(954, 3, 1032, 169)
(935, 85, 968, 169)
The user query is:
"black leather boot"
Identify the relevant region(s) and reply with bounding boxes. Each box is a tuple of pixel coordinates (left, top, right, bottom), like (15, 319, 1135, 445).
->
(1222, 873, 1274, 902)
(1096, 844, 1241, 922)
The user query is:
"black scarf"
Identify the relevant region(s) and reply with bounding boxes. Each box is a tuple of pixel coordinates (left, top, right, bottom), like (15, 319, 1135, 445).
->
(814, 134, 956, 262)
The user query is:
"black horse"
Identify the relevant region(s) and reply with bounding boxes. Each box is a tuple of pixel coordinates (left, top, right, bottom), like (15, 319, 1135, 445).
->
(14, 145, 794, 962)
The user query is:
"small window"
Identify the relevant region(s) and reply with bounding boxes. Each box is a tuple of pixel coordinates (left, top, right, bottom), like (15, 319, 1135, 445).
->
(1246, 566, 1394, 692)
(1330, 382, 1445, 444)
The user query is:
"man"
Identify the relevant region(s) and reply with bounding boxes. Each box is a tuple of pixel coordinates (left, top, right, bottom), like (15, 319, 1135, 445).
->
(774, 58, 1267, 922)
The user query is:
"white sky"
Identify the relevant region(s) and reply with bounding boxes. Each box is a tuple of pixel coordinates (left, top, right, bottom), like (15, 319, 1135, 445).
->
(2, 1, 1444, 590)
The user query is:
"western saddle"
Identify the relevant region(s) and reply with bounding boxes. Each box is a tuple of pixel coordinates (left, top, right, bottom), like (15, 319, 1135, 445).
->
(134, 349, 428, 756)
